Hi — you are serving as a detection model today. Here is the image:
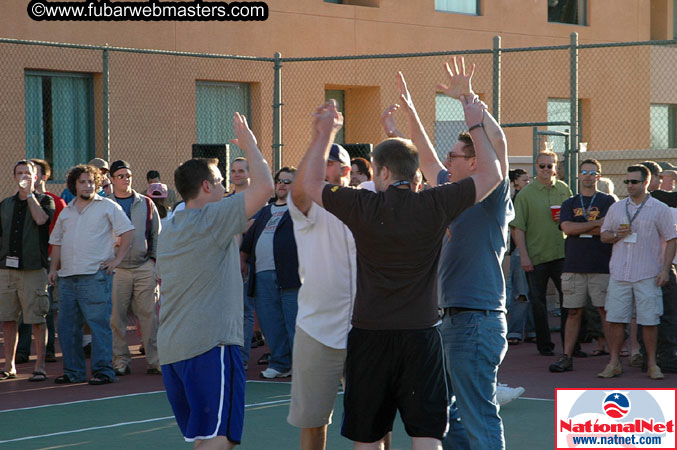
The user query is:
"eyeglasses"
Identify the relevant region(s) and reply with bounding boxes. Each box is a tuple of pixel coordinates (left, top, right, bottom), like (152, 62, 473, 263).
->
(539, 164, 554, 169)
(580, 170, 599, 176)
(115, 174, 132, 180)
(276, 179, 293, 185)
(623, 179, 642, 185)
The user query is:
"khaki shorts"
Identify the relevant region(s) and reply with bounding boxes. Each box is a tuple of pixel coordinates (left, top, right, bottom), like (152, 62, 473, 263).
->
(0, 268, 49, 324)
(287, 326, 346, 429)
(605, 277, 663, 326)
(561, 272, 610, 308)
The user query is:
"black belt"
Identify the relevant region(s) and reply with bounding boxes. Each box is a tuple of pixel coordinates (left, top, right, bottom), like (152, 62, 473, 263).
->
(443, 307, 486, 317)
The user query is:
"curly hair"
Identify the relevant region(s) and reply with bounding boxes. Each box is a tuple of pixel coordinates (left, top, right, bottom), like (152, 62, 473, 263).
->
(67, 164, 103, 195)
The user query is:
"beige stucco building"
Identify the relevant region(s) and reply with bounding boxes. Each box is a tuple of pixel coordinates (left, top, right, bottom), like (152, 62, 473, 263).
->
(1, 0, 676, 196)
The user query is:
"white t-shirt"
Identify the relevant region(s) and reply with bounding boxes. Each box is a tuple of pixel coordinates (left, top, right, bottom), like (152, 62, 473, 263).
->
(288, 195, 356, 349)
(254, 204, 287, 272)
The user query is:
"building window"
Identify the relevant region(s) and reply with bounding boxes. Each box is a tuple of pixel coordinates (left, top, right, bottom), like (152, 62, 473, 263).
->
(548, 0, 586, 25)
(546, 98, 582, 153)
(196, 81, 250, 159)
(434, 94, 466, 160)
(435, 0, 479, 15)
(25, 71, 94, 182)
(325, 89, 345, 144)
(650, 104, 677, 149)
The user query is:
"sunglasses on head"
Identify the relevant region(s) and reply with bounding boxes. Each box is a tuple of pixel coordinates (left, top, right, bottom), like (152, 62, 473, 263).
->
(276, 179, 292, 185)
(539, 164, 554, 169)
(580, 170, 599, 176)
(623, 179, 642, 185)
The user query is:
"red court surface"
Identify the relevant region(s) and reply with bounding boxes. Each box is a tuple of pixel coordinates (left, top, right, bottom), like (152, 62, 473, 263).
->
(0, 324, 665, 412)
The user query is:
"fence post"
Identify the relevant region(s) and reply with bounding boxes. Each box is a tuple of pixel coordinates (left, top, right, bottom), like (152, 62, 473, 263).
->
(103, 45, 110, 161)
(532, 126, 539, 177)
(493, 36, 501, 123)
(569, 32, 579, 194)
(272, 52, 283, 173)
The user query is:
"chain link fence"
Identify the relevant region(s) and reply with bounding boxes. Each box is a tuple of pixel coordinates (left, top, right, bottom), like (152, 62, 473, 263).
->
(1, 36, 676, 200)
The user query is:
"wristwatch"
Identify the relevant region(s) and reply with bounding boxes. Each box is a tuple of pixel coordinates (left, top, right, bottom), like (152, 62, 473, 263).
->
(26, 193, 34, 199)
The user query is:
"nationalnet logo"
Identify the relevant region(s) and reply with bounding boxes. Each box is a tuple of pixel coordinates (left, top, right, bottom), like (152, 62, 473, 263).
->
(556, 389, 676, 449)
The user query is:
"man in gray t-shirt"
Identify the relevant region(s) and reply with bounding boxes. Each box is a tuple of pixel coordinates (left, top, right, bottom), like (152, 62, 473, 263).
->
(156, 112, 273, 449)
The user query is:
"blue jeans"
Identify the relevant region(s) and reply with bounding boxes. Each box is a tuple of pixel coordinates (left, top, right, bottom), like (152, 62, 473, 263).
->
(241, 280, 255, 365)
(254, 270, 298, 372)
(58, 270, 115, 381)
(441, 310, 507, 450)
(506, 250, 534, 341)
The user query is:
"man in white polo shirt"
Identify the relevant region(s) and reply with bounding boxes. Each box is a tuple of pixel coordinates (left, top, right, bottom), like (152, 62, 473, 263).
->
(287, 143, 356, 450)
(48, 164, 134, 385)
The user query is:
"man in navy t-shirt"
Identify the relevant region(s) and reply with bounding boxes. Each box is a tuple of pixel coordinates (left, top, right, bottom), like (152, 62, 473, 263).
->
(549, 159, 615, 373)
(387, 60, 512, 450)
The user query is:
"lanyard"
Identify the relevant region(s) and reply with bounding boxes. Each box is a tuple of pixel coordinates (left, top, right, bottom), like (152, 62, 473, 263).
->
(391, 180, 411, 187)
(579, 192, 598, 221)
(624, 195, 649, 228)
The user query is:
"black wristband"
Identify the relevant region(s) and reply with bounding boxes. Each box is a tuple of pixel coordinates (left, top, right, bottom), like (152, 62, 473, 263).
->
(468, 122, 484, 133)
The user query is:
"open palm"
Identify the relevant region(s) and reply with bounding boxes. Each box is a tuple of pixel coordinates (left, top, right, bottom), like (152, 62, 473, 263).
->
(437, 56, 475, 100)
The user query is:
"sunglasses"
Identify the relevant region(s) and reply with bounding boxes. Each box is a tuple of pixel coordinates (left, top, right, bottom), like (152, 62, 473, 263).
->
(276, 179, 292, 185)
(623, 179, 642, 185)
(539, 164, 554, 169)
(580, 170, 599, 176)
(447, 153, 473, 159)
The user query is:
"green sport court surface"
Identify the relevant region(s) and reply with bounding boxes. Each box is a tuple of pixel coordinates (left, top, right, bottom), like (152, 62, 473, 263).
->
(0, 380, 554, 449)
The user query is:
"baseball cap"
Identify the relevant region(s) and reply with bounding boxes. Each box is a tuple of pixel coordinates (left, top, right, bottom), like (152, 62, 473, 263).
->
(88, 158, 109, 172)
(147, 183, 168, 199)
(329, 144, 350, 167)
(110, 160, 131, 176)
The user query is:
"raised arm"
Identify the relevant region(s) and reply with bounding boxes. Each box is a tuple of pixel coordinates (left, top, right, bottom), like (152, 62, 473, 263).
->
(462, 94, 502, 203)
(301, 101, 344, 208)
(291, 122, 322, 215)
(231, 112, 275, 218)
(438, 56, 508, 178)
(395, 72, 445, 186)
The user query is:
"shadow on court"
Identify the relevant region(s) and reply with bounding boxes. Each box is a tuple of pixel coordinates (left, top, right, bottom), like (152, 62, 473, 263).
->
(0, 381, 553, 449)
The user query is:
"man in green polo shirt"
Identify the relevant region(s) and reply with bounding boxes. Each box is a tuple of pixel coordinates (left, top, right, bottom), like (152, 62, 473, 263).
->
(511, 150, 572, 357)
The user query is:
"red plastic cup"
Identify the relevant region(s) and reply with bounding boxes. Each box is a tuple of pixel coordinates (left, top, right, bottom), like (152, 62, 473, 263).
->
(550, 205, 561, 221)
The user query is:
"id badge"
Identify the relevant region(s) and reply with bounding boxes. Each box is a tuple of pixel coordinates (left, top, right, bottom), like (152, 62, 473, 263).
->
(580, 234, 593, 239)
(5, 256, 19, 268)
(624, 232, 638, 244)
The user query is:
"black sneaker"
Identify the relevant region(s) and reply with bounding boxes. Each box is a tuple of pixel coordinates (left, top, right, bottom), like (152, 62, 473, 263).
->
(549, 355, 573, 372)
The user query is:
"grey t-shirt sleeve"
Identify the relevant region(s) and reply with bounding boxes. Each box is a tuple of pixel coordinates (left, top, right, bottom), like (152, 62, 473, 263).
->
(203, 193, 248, 248)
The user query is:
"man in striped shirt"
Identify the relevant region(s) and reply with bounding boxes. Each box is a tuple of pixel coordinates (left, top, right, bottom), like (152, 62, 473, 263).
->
(599, 165, 677, 380)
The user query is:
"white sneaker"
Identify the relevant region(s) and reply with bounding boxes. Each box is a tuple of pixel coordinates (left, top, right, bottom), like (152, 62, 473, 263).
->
(260, 367, 291, 379)
(496, 383, 525, 406)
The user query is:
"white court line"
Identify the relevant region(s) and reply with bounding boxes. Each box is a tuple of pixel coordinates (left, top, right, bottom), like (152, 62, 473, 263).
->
(0, 397, 294, 444)
(0, 380, 289, 413)
(0, 391, 166, 413)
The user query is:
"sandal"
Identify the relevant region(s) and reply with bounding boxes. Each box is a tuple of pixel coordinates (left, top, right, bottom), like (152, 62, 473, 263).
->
(619, 349, 630, 357)
(0, 370, 17, 380)
(507, 338, 521, 345)
(591, 349, 609, 357)
(28, 371, 47, 382)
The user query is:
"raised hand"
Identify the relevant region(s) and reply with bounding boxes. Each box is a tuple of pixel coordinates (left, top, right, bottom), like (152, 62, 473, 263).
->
(231, 112, 258, 151)
(397, 71, 417, 115)
(312, 100, 344, 137)
(380, 104, 404, 138)
(460, 94, 486, 128)
(437, 56, 475, 100)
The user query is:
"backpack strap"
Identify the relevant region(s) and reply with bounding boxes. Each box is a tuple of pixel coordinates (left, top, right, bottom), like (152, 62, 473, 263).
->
(144, 195, 153, 259)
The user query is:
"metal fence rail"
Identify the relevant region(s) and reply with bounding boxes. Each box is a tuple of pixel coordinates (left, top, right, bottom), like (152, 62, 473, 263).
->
(1, 35, 676, 199)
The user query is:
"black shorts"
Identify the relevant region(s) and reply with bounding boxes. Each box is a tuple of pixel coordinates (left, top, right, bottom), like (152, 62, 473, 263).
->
(341, 327, 449, 443)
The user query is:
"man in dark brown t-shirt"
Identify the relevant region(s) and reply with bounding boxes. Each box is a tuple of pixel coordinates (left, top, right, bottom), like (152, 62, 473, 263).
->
(299, 97, 501, 449)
